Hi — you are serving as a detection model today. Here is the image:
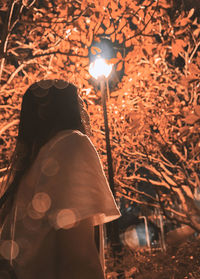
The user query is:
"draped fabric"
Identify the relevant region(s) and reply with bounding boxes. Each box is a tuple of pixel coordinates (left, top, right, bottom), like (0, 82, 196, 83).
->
(1, 130, 121, 278)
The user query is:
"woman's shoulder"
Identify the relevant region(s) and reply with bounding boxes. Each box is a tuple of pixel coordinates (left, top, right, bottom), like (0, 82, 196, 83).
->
(31, 130, 91, 177)
(49, 130, 88, 149)
(49, 129, 89, 151)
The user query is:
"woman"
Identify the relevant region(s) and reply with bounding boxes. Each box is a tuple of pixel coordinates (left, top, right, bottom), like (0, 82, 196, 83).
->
(0, 80, 121, 279)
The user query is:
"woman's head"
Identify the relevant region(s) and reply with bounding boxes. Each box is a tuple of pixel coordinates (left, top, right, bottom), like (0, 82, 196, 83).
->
(18, 80, 88, 150)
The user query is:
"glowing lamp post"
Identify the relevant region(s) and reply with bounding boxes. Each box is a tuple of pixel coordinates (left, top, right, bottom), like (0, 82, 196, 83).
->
(89, 58, 121, 257)
(89, 58, 115, 197)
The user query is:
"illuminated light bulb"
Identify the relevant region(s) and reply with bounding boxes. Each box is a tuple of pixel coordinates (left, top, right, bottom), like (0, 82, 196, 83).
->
(56, 209, 77, 229)
(0, 240, 19, 260)
(89, 58, 113, 79)
(32, 192, 51, 213)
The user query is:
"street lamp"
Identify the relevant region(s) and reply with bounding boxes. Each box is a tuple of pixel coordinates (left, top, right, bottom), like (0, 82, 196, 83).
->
(89, 57, 122, 258)
(89, 57, 115, 197)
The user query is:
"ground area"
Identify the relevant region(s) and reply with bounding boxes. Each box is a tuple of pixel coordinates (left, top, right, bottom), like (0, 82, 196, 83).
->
(106, 237, 200, 279)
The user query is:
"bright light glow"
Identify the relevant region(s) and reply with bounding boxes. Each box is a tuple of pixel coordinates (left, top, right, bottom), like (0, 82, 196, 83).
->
(89, 58, 113, 79)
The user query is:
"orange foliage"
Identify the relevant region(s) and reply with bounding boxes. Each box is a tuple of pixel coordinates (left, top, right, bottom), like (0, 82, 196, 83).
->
(0, 0, 200, 231)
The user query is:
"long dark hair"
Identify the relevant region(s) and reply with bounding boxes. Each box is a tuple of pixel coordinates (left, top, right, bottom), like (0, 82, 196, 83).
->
(0, 80, 87, 227)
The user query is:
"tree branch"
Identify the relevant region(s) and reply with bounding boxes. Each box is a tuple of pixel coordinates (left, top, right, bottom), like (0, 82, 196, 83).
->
(123, 0, 159, 42)
(0, 119, 19, 137)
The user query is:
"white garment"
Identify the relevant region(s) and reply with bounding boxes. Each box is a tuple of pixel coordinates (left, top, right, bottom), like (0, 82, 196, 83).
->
(1, 130, 121, 278)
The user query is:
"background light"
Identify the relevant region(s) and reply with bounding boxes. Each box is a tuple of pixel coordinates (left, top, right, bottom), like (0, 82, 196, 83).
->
(89, 58, 113, 79)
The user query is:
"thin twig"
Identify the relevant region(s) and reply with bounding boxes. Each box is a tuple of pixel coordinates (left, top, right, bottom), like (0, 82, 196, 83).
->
(119, 192, 187, 218)
(115, 177, 158, 202)
(0, 105, 18, 110)
(0, 167, 9, 173)
(189, 40, 200, 62)
(0, 119, 19, 136)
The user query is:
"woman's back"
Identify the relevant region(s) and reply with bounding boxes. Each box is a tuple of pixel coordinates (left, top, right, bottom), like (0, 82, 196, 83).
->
(1, 130, 120, 278)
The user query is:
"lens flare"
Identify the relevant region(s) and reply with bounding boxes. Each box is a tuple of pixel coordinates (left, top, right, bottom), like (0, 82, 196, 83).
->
(0, 240, 19, 260)
(32, 192, 51, 213)
(41, 157, 59, 176)
(27, 203, 45, 219)
(56, 209, 77, 229)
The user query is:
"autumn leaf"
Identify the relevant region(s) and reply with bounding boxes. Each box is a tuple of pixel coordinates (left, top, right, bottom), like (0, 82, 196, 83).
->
(69, 56, 77, 63)
(48, 33, 55, 42)
(118, 18, 127, 31)
(144, 22, 153, 34)
(194, 105, 200, 117)
(81, 33, 88, 45)
(91, 46, 102, 55)
(161, 172, 177, 186)
(193, 28, 200, 37)
(109, 58, 119, 64)
(97, 27, 105, 34)
(110, 1, 118, 12)
(125, 39, 131, 47)
(171, 39, 186, 57)
(182, 185, 193, 199)
(117, 51, 122, 59)
(116, 33, 124, 44)
(159, 0, 171, 8)
(116, 62, 123, 71)
(81, 0, 87, 10)
(178, 127, 190, 138)
(184, 113, 199, 124)
(131, 16, 138, 26)
(175, 29, 187, 36)
(187, 8, 195, 18)
(145, 44, 154, 56)
(103, 18, 110, 28)
(74, 9, 81, 16)
(189, 63, 200, 75)
(110, 33, 115, 42)
(179, 17, 189, 26)
(105, 25, 115, 34)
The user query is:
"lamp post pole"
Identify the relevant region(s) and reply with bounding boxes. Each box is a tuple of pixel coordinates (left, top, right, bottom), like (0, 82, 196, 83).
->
(100, 79, 115, 196)
(89, 57, 121, 256)
(100, 78, 121, 256)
